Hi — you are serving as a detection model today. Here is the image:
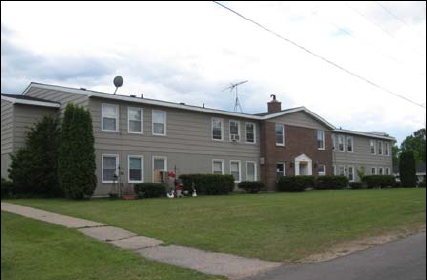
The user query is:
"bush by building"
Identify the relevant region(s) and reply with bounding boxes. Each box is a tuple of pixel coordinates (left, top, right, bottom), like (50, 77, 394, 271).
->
(238, 181, 264, 193)
(315, 175, 349, 190)
(277, 176, 315, 192)
(179, 174, 235, 195)
(362, 175, 396, 189)
(399, 151, 417, 188)
(134, 183, 166, 198)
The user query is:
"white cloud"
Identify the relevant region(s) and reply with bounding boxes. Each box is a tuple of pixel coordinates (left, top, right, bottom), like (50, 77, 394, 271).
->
(1, 1, 425, 144)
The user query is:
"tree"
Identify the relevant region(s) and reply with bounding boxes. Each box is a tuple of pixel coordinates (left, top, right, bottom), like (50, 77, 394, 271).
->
(399, 150, 417, 188)
(58, 104, 97, 199)
(8, 115, 61, 196)
(400, 128, 426, 163)
(391, 139, 400, 166)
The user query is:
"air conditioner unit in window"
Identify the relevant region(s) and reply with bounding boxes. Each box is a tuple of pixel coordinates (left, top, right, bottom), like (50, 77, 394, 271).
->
(231, 134, 240, 142)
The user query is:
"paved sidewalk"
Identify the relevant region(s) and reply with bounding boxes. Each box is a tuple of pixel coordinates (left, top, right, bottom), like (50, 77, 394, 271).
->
(1, 202, 282, 279)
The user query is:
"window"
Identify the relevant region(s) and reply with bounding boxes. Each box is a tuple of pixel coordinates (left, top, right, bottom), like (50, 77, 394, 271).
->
(275, 124, 285, 146)
(317, 130, 325, 150)
(102, 104, 119, 132)
(128, 156, 143, 183)
(128, 107, 142, 133)
(212, 160, 224, 174)
(348, 166, 354, 182)
(153, 156, 167, 183)
(212, 118, 223, 140)
(318, 164, 326, 176)
(347, 137, 353, 152)
(152, 110, 166, 135)
(370, 140, 376, 154)
(230, 160, 241, 182)
(371, 167, 376, 175)
(245, 123, 256, 143)
(385, 142, 390, 156)
(332, 134, 336, 151)
(276, 163, 285, 177)
(339, 166, 346, 176)
(102, 154, 118, 183)
(378, 167, 383, 175)
(378, 141, 383, 155)
(338, 135, 345, 152)
(229, 120, 240, 142)
(385, 167, 390, 175)
(246, 161, 256, 181)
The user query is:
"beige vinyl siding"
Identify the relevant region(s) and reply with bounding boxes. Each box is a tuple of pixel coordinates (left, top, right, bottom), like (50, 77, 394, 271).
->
(89, 97, 260, 195)
(1, 100, 13, 155)
(25, 87, 88, 113)
(267, 111, 331, 130)
(13, 104, 58, 151)
(333, 134, 392, 181)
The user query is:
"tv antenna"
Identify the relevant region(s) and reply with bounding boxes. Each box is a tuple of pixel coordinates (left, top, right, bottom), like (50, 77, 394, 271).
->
(223, 80, 248, 113)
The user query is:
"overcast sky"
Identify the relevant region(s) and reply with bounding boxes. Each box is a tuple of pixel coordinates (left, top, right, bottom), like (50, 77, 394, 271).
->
(1, 1, 426, 145)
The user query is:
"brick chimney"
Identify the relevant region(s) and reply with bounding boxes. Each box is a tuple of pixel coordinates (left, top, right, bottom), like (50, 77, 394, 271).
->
(267, 94, 281, 113)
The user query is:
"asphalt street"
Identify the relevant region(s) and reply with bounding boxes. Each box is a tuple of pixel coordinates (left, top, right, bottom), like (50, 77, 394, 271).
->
(245, 232, 426, 280)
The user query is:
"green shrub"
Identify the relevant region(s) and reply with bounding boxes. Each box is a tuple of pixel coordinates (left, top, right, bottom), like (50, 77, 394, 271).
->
(134, 183, 166, 198)
(277, 176, 315, 192)
(315, 176, 349, 190)
(8, 116, 61, 197)
(362, 175, 396, 189)
(1, 178, 13, 199)
(238, 181, 264, 193)
(349, 182, 365, 189)
(179, 174, 235, 195)
(399, 151, 417, 188)
(394, 181, 402, 188)
(418, 180, 426, 188)
(58, 104, 97, 199)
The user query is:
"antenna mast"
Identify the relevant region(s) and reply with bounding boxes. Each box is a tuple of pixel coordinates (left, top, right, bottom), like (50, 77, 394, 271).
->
(223, 80, 248, 113)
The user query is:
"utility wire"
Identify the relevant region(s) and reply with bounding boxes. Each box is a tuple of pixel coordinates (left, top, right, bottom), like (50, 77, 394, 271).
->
(312, 9, 426, 77)
(213, 1, 426, 109)
(375, 1, 426, 40)
(345, 2, 426, 58)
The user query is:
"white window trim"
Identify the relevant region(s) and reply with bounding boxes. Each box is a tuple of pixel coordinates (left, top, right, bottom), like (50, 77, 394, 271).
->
(152, 110, 167, 136)
(347, 136, 354, 153)
(339, 165, 346, 176)
(371, 167, 377, 175)
(102, 154, 119, 183)
(127, 107, 143, 134)
(378, 167, 384, 175)
(347, 165, 355, 182)
(275, 123, 285, 146)
(246, 161, 257, 181)
(152, 156, 167, 183)
(385, 167, 390, 175)
(230, 160, 241, 183)
(102, 103, 119, 132)
(332, 134, 336, 151)
(333, 165, 336, 175)
(338, 135, 345, 152)
(211, 117, 224, 141)
(128, 155, 144, 183)
(245, 122, 256, 144)
(318, 164, 326, 176)
(229, 120, 241, 142)
(277, 162, 286, 177)
(317, 130, 325, 150)
(378, 141, 383, 155)
(212, 159, 225, 174)
(370, 140, 376, 154)
(385, 142, 390, 156)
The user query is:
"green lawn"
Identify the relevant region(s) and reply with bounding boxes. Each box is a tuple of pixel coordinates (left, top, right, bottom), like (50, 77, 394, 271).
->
(1, 212, 223, 280)
(6, 189, 426, 262)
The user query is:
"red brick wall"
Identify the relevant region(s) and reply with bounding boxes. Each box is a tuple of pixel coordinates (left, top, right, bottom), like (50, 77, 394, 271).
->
(260, 122, 333, 190)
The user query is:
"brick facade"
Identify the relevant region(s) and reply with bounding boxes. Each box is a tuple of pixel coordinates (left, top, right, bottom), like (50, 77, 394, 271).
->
(260, 121, 333, 190)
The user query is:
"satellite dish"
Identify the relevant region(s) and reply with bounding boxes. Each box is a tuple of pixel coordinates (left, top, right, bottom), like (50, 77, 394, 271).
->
(113, 76, 123, 94)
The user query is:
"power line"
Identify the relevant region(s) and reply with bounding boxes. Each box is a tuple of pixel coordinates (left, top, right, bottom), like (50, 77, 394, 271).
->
(213, 1, 426, 109)
(344, 2, 426, 58)
(375, 1, 426, 40)
(312, 9, 426, 77)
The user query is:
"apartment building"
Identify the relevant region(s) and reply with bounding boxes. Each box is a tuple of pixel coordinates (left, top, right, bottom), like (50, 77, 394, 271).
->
(1, 82, 394, 195)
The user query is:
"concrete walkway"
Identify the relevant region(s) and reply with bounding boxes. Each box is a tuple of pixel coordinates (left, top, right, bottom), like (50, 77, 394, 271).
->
(1, 202, 281, 279)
